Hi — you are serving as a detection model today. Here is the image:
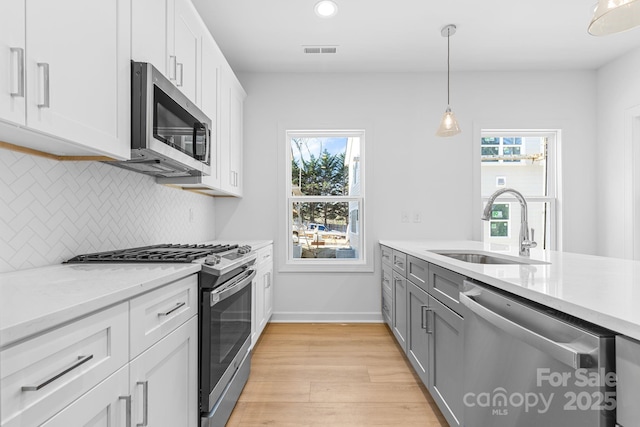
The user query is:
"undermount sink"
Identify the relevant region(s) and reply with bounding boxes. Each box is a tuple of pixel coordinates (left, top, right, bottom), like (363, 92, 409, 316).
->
(431, 250, 549, 266)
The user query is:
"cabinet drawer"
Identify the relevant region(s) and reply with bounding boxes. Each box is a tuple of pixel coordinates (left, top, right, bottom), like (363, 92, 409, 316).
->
(256, 245, 273, 266)
(407, 255, 428, 291)
(130, 275, 197, 358)
(381, 264, 392, 294)
(428, 264, 464, 314)
(381, 245, 392, 266)
(1, 303, 128, 427)
(392, 250, 407, 276)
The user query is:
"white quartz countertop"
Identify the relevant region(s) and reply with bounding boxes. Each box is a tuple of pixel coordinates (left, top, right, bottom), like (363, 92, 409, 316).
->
(380, 240, 640, 341)
(0, 263, 200, 349)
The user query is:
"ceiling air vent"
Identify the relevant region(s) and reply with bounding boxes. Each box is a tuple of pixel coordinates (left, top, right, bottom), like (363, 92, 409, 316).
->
(303, 46, 338, 54)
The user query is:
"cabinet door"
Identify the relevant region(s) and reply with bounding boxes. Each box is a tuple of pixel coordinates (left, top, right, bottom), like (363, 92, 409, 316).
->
(391, 270, 407, 351)
(40, 366, 129, 427)
(129, 316, 198, 427)
(0, 0, 25, 126)
(174, 0, 201, 103)
(407, 281, 430, 386)
(220, 66, 245, 196)
(428, 296, 463, 427)
(25, 0, 130, 159)
(200, 34, 222, 188)
(264, 268, 273, 322)
(131, 0, 171, 77)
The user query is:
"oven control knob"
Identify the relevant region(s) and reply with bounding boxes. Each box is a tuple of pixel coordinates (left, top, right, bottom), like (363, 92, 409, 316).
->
(237, 245, 252, 255)
(204, 255, 221, 266)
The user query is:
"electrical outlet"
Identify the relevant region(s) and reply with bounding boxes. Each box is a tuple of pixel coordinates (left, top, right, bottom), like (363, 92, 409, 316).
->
(401, 211, 409, 223)
(413, 211, 422, 223)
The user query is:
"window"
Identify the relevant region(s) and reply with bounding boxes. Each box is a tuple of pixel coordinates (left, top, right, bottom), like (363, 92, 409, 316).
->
(489, 203, 510, 237)
(481, 137, 525, 163)
(286, 130, 364, 264)
(480, 130, 559, 250)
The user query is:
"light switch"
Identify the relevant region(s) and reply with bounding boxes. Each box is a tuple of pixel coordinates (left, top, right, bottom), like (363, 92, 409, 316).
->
(413, 211, 422, 223)
(401, 211, 409, 223)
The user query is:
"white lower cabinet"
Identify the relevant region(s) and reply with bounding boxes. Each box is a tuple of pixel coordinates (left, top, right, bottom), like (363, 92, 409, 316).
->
(129, 317, 198, 427)
(0, 275, 198, 427)
(251, 244, 273, 348)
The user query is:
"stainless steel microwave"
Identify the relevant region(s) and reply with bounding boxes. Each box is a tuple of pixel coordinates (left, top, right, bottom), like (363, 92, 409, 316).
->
(110, 61, 212, 177)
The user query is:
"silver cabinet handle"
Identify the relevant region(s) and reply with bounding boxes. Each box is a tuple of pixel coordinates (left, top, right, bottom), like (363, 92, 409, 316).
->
(169, 55, 177, 80)
(460, 293, 593, 369)
(265, 272, 271, 288)
(157, 301, 185, 317)
(119, 395, 132, 427)
(137, 381, 149, 427)
(176, 62, 184, 87)
(37, 62, 50, 108)
(421, 306, 433, 334)
(22, 354, 93, 391)
(10, 47, 24, 97)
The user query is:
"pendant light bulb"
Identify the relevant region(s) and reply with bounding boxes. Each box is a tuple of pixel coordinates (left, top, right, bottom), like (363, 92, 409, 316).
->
(436, 24, 461, 137)
(588, 0, 640, 36)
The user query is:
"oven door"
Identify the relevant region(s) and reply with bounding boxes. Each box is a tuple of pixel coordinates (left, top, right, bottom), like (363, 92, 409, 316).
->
(200, 268, 255, 413)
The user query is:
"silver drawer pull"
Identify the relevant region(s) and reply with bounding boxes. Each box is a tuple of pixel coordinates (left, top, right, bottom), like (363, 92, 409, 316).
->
(157, 301, 186, 317)
(10, 47, 24, 97)
(22, 354, 94, 391)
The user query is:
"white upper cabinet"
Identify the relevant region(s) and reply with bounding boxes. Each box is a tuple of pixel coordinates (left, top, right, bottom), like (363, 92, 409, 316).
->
(132, 0, 204, 105)
(220, 64, 246, 197)
(0, 0, 25, 126)
(199, 34, 223, 189)
(0, 0, 131, 159)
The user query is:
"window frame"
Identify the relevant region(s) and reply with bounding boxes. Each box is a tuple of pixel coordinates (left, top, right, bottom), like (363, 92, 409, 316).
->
(283, 129, 367, 271)
(479, 129, 560, 251)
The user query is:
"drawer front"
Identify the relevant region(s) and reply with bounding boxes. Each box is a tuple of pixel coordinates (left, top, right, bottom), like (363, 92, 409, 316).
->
(381, 245, 393, 266)
(1, 303, 128, 427)
(256, 245, 273, 266)
(381, 264, 392, 294)
(40, 365, 129, 427)
(392, 250, 407, 276)
(130, 275, 197, 358)
(407, 255, 428, 291)
(428, 264, 464, 314)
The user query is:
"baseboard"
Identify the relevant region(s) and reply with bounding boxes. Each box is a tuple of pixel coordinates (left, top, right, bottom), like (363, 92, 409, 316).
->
(270, 311, 384, 323)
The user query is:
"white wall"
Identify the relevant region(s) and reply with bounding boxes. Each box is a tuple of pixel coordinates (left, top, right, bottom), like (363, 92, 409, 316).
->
(215, 70, 597, 322)
(596, 47, 640, 259)
(0, 150, 216, 272)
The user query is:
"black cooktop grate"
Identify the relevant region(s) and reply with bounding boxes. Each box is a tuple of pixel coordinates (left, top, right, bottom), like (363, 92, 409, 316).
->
(65, 243, 239, 263)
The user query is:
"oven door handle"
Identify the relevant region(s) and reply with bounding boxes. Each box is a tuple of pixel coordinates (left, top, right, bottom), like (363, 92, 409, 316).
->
(210, 269, 256, 306)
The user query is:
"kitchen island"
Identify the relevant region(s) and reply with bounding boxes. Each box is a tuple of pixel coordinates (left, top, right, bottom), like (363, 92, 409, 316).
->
(380, 240, 640, 340)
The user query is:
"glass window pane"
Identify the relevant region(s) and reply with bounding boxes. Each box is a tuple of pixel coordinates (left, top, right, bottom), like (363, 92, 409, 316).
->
(482, 147, 499, 156)
(482, 137, 499, 145)
(290, 137, 361, 197)
(490, 221, 509, 237)
(503, 137, 522, 145)
(491, 203, 509, 220)
(291, 201, 359, 259)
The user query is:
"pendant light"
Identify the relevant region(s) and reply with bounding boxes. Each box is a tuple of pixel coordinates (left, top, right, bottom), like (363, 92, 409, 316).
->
(588, 0, 640, 36)
(436, 24, 461, 137)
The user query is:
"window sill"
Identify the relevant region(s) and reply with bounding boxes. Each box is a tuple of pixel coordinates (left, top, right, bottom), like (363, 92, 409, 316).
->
(278, 260, 374, 273)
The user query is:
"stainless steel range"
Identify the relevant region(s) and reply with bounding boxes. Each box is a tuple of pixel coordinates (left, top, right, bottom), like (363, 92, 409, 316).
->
(65, 243, 256, 427)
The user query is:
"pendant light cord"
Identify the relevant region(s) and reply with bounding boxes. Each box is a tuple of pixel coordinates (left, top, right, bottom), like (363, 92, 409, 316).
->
(447, 27, 450, 106)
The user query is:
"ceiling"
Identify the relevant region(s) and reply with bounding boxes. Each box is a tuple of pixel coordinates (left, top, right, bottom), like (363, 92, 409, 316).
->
(191, 0, 640, 73)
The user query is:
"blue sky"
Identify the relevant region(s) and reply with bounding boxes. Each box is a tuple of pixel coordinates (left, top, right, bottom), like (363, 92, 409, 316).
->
(291, 137, 348, 165)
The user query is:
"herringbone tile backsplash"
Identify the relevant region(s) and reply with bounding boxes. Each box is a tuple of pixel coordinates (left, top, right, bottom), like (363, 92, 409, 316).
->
(0, 150, 216, 273)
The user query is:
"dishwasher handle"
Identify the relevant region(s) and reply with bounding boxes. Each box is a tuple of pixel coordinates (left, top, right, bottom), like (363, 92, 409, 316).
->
(460, 292, 594, 369)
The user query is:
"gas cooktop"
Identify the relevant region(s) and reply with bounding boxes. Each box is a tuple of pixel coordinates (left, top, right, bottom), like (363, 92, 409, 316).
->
(65, 243, 249, 264)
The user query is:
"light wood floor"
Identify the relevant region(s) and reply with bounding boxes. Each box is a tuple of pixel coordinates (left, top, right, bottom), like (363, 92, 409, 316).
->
(227, 323, 449, 427)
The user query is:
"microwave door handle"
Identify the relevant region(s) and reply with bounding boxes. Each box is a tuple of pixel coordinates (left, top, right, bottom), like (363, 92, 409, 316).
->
(210, 269, 256, 306)
(460, 293, 594, 369)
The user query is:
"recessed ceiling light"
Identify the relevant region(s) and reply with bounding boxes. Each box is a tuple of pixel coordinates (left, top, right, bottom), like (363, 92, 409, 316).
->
(314, 0, 338, 18)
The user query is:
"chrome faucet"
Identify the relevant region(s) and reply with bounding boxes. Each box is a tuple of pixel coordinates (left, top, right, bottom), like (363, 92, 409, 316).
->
(482, 188, 537, 256)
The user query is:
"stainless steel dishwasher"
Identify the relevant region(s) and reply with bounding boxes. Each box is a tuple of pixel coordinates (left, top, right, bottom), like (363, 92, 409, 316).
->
(460, 280, 616, 427)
